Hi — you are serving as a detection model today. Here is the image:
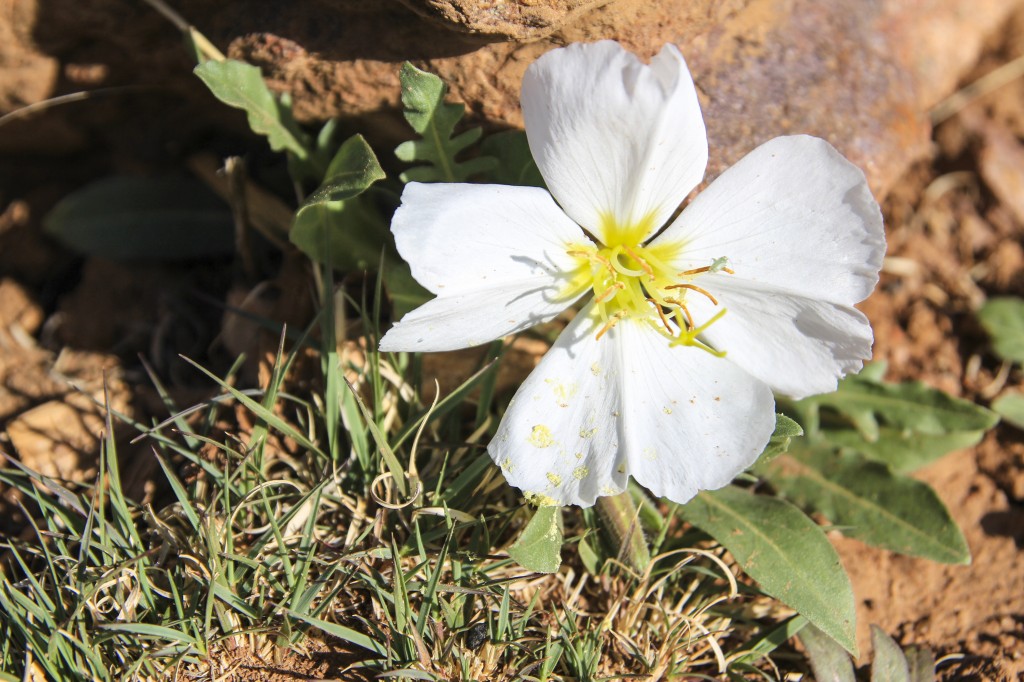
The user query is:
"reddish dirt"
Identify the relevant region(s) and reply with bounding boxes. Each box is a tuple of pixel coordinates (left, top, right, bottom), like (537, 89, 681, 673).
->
(3, 2, 1024, 681)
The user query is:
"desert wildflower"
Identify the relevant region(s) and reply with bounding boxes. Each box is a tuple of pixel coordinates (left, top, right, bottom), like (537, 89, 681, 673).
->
(380, 40, 885, 507)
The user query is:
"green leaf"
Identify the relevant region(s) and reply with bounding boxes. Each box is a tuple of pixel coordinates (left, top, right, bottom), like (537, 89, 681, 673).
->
(394, 63, 496, 182)
(508, 506, 563, 573)
(97, 623, 198, 645)
(304, 134, 386, 205)
(761, 445, 970, 564)
(978, 296, 1024, 364)
(825, 426, 986, 474)
(800, 373, 998, 442)
(479, 130, 545, 187)
(906, 646, 936, 682)
(871, 625, 911, 682)
(679, 486, 857, 655)
(731, 615, 808, 666)
(194, 59, 309, 159)
(993, 392, 1024, 430)
(759, 413, 804, 464)
(43, 176, 235, 260)
(288, 135, 429, 315)
(800, 623, 856, 682)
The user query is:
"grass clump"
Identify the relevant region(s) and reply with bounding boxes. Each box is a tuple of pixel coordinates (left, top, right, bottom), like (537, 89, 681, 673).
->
(0, 283, 782, 680)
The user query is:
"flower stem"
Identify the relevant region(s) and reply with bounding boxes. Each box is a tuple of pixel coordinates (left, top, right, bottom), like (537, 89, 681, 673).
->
(595, 491, 650, 573)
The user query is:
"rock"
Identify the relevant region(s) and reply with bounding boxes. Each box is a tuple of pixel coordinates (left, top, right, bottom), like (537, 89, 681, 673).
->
(1, 0, 1022, 198)
(392, 0, 616, 40)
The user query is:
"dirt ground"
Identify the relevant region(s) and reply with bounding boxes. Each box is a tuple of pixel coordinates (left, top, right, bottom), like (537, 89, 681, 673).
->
(3, 5, 1024, 682)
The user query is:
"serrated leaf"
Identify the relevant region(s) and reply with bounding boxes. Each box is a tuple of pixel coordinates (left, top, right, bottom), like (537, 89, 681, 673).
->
(762, 445, 970, 564)
(759, 413, 804, 464)
(508, 506, 562, 573)
(800, 623, 856, 682)
(194, 59, 308, 159)
(801, 373, 998, 442)
(825, 426, 986, 474)
(479, 129, 546, 187)
(43, 176, 235, 260)
(993, 392, 1024, 430)
(679, 486, 857, 655)
(978, 297, 1024, 364)
(395, 63, 496, 182)
(871, 625, 911, 682)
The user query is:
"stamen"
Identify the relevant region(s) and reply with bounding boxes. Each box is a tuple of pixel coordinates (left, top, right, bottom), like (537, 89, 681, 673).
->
(595, 311, 627, 340)
(593, 280, 625, 303)
(665, 282, 719, 305)
(609, 248, 646, 278)
(649, 299, 674, 334)
(664, 296, 695, 330)
(622, 245, 655, 279)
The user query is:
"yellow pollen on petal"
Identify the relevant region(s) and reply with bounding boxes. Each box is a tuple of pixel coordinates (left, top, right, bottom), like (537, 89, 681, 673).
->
(547, 472, 563, 486)
(528, 425, 555, 448)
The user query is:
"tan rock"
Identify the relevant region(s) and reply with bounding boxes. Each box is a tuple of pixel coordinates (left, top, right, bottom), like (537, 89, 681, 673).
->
(2, 0, 1022, 197)
(392, 0, 616, 40)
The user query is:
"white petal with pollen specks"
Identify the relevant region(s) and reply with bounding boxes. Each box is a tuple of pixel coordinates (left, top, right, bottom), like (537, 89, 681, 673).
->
(380, 183, 587, 352)
(654, 135, 885, 306)
(522, 41, 708, 244)
(685, 276, 874, 399)
(489, 304, 775, 507)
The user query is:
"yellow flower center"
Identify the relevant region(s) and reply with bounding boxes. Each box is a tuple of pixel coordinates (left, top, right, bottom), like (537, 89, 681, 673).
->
(563, 236, 731, 355)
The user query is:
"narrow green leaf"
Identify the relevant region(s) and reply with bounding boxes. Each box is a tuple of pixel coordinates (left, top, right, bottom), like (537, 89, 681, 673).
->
(801, 373, 998, 441)
(978, 296, 1024, 363)
(679, 486, 857, 655)
(43, 176, 234, 261)
(800, 623, 856, 682)
(286, 610, 387, 655)
(395, 63, 495, 182)
(98, 623, 197, 645)
(508, 506, 563, 574)
(762, 445, 970, 564)
(825, 426, 986, 474)
(870, 625, 911, 682)
(993, 392, 1024, 430)
(732, 615, 808, 666)
(194, 59, 308, 158)
(479, 129, 545, 187)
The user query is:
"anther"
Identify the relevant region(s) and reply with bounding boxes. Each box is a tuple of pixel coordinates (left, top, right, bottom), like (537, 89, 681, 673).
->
(665, 282, 719, 305)
(595, 311, 627, 340)
(622, 245, 655, 279)
(594, 281, 625, 304)
(665, 296, 696, 330)
(649, 298, 674, 334)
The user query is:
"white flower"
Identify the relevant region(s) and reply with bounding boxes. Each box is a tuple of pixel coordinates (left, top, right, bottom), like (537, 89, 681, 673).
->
(380, 41, 885, 507)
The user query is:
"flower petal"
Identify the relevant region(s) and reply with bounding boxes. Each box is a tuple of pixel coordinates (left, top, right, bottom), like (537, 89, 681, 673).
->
(684, 276, 874, 399)
(380, 183, 587, 352)
(522, 41, 708, 245)
(653, 135, 885, 306)
(489, 306, 775, 507)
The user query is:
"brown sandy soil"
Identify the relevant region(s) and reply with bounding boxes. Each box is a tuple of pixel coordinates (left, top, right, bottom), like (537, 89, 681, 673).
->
(3, 6, 1024, 682)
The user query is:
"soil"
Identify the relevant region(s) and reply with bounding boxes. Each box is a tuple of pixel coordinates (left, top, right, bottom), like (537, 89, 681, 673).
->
(3, 3, 1024, 682)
